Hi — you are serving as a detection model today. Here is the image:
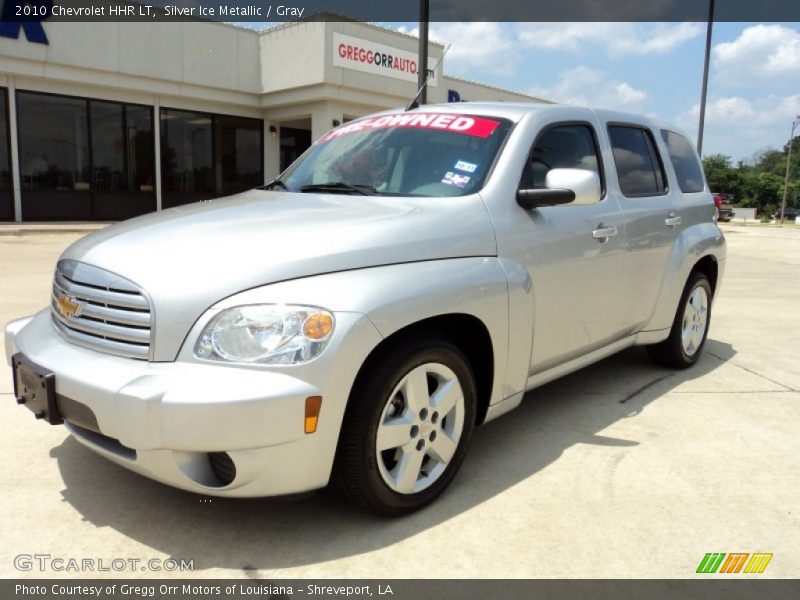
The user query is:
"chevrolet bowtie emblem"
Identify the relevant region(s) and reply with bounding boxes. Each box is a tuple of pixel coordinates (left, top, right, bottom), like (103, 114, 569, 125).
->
(56, 294, 84, 318)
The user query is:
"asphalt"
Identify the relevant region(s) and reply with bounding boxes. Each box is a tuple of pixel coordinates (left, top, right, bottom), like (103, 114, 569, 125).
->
(0, 223, 797, 578)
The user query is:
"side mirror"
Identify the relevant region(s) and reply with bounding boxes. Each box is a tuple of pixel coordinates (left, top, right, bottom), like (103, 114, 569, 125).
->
(516, 168, 602, 209)
(516, 187, 574, 209)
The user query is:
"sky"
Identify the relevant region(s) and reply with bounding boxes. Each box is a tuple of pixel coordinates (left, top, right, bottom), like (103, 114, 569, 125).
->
(387, 22, 800, 162)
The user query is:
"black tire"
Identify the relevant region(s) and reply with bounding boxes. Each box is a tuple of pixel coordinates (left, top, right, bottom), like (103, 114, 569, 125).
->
(647, 271, 713, 369)
(333, 335, 477, 516)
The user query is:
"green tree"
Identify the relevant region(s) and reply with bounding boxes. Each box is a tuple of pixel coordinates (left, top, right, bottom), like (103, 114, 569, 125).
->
(702, 135, 800, 216)
(702, 154, 738, 195)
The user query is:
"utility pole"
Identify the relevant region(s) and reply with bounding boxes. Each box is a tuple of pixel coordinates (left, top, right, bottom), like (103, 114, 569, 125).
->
(416, 0, 429, 105)
(780, 117, 800, 224)
(697, 0, 715, 156)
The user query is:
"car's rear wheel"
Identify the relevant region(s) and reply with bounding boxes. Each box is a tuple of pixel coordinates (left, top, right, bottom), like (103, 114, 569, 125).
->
(647, 271, 712, 369)
(333, 335, 477, 516)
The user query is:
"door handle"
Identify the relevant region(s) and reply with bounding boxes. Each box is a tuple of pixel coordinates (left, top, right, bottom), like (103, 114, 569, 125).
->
(592, 225, 618, 241)
(665, 214, 682, 227)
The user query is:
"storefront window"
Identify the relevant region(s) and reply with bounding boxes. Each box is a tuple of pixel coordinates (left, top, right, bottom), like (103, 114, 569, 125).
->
(0, 89, 11, 190)
(89, 101, 155, 193)
(280, 127, 312, 172)
(16, 91, 155, 221)
(161, 108, 263, 207)
(215, 115, 262, 194)
(90, 101, 125, 192)
(13, 92, 262, 217)
(18, 92, 90, 191)
(160, 109, 214, 195)
(0, 89, 12, 220)
(126, 105, 155, 192)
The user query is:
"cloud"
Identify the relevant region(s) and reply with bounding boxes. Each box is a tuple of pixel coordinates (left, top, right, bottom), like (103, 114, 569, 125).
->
(395, 22, 701, 81)
(713, 24, 800, 84)
(516, 22, 702, 57)
(675, 94, 800, 159)
(395, 22, 516, 76)
(430, 22, 517, 75)
(530, 66, 650, 111)
(614, 82, 649, 105)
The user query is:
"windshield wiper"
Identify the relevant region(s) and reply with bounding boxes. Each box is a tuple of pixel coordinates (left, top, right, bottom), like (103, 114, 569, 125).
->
(258, 178, 290, 191)
(300, 182, 377, 196)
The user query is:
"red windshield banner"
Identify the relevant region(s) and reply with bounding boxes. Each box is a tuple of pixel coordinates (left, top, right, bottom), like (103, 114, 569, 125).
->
(317, 113, 502, 143)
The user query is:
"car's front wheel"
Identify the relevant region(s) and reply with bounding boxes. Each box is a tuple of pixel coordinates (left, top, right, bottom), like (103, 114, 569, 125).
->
(333, 336, 477, 516)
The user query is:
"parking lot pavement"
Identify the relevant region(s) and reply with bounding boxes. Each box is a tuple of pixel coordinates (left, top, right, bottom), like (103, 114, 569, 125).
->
(0, 224, 798, 579)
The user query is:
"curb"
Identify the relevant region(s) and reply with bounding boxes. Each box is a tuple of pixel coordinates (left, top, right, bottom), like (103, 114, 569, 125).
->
(0, 224, 109, 237)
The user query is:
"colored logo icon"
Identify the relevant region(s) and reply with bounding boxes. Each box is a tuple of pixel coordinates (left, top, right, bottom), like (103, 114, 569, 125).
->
(697, 553, 773, 574)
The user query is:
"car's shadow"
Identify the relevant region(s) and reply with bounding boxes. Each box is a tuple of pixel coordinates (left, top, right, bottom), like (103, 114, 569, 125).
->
(52, 339, 735, 573)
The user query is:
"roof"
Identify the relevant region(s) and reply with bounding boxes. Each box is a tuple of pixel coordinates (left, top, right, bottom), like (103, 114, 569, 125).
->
(360, 103, 683, 132)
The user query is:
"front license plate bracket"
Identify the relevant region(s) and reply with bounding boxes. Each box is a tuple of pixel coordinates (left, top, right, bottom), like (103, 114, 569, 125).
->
(12, 353, 62, 425)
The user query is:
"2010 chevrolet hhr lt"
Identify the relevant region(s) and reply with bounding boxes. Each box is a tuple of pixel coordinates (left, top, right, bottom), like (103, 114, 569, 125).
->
(6, 103, 725, 515)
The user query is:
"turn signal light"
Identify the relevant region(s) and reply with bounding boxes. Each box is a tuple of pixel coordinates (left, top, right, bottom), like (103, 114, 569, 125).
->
(303, 312, 333, 340)
(305, 396, 323, 434)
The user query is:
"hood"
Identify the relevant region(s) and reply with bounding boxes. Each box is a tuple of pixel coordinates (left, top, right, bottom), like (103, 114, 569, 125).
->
(62, 190, 497, 360)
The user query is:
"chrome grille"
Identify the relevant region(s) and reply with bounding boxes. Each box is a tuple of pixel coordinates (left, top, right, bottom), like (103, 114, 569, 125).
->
(51, 260, 152, 360)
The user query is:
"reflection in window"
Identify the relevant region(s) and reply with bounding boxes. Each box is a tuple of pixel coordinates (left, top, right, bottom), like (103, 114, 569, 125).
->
(17, 92, 154, 195)
(18, 92, 90, 191)
(126, 106, 155, 192)
(661, 130, 704, 193)
(608, 126, 666, 197)
(90, 101, 125, 192)
(280, 127, 311, 173)
(215, 115, 262, 194)
(523, 125, 601, 189)
(161, 109, 264, 198)
(160, 109, 214, 194)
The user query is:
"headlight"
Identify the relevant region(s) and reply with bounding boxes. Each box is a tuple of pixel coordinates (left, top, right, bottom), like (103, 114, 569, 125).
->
(194, 304, 334, 365)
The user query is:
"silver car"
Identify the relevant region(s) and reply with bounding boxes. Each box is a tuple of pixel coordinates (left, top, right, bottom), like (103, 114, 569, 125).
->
(5, 103, 725, 515)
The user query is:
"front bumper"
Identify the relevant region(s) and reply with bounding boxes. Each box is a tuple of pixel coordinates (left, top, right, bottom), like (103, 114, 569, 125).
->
(5, 310, 382, 497)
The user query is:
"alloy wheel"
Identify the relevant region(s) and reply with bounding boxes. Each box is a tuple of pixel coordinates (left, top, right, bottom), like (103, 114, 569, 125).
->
(375, 362, 465, 494)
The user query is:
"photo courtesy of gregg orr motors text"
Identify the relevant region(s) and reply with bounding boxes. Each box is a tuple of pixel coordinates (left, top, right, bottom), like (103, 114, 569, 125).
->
(14, 554, 193, 573)
(15, 584, 386, 597)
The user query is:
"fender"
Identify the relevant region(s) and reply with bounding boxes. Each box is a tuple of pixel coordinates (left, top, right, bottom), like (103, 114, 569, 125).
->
(643, 221, 726, 334)
(191, 257, 533, 408)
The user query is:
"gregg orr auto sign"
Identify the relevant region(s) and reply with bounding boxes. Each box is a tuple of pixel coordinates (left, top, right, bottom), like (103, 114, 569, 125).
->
(333, 32, 438, 87)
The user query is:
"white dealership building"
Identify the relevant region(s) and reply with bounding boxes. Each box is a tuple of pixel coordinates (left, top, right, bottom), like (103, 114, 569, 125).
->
(0, 17, 547, 221)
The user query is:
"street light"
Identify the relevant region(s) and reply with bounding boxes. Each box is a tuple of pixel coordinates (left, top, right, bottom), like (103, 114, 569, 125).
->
(416, 0, 429, 106)
(697, 0, 715, 156)
(780, 116, 800, 224)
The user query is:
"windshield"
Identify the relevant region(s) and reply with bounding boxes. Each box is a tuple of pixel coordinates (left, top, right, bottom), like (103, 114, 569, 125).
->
(280, 112, 513, 197)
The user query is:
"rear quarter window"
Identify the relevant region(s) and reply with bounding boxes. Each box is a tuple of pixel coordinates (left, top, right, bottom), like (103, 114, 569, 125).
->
(660, 130, 705, 193)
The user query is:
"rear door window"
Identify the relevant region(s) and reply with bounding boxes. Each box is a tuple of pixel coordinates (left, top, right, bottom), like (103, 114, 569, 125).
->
(608, 125, 667, 197)
(660, 130, 704, 193)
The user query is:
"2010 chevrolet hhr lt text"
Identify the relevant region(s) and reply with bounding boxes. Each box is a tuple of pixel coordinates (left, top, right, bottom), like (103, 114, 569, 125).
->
(6, 104, 725, 515)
